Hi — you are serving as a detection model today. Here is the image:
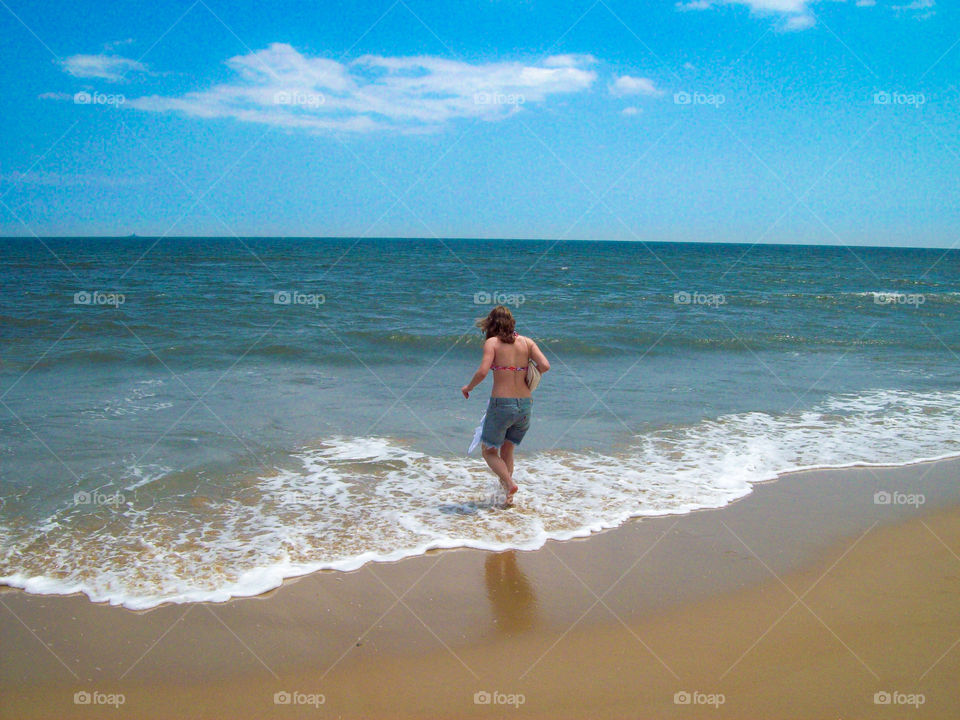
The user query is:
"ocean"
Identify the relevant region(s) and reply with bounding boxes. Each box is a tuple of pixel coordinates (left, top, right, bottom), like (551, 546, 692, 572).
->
(1, 237, 957, 609)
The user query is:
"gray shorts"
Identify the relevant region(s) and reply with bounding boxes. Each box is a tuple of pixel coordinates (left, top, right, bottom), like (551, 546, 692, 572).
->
(481, 397, 532, 450)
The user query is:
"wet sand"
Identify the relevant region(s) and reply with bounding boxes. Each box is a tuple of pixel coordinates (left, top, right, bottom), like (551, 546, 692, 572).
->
(1, 457, 958, 718)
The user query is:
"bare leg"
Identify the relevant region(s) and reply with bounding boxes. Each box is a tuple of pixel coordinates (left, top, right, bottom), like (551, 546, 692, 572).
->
(499, 442, 518, 500)
(482, 445, 518, 504)
(500, 440, 515, 477)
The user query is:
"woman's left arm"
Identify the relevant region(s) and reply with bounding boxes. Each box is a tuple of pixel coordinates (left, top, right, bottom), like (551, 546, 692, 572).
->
(461, 339, 496, 399)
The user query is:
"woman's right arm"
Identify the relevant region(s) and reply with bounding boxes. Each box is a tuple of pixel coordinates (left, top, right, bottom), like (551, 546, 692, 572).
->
(527, 338, 550, 372)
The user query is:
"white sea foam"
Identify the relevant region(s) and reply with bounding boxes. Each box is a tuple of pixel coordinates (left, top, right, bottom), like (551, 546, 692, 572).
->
(2, 388, 959, 610)
(122, 463, 175, 492)
(81, 378, 173, 419)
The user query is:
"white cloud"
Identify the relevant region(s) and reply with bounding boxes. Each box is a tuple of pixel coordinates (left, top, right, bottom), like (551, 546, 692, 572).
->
(543, 53, 599, 67)
(736, 0, 809, 10)
(61, 54, 147, 82)
(893, 0, 935, 17)
(621, 106, 641, 115)
(610, 75, 663, 97)
(678, 0, 933, 26)
(676, 0, 816, 29)
(783, 12, 817, 29)
(125, 43, 598, 132)
(677, 0, 810, 10)
(103, 38, 135, 52)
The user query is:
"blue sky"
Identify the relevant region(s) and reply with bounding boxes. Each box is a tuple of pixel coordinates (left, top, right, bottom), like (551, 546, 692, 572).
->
(0, 0, 957, 246)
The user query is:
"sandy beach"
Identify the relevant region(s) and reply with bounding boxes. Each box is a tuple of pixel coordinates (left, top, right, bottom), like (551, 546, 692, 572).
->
(4, 1, 958, 716)
(2, 457, 958, 719)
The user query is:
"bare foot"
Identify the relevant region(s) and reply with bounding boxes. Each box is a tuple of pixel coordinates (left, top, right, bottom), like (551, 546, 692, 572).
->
(502, 481, 519, 505)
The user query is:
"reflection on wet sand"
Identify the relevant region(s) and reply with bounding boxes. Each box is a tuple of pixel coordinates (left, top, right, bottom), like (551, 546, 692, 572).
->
(484, 551, 536, 634)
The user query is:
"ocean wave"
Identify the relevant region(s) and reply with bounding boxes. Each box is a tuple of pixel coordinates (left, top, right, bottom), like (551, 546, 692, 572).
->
(816, 290, 960, 303)
(0, 313, 54, 330)
(1, 388, 959, 610)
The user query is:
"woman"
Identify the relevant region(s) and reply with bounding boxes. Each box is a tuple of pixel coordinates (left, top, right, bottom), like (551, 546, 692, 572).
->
(461, 305, 550, 504)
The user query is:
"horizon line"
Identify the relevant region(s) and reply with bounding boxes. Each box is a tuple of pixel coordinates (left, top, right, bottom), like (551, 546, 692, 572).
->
(0, 235, 957, 251)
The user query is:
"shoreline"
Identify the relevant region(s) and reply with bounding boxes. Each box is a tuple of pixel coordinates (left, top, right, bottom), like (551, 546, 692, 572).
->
(2, 457, 959, 718)
(5, 451, 960, 612)
(4, 236, 959, 251)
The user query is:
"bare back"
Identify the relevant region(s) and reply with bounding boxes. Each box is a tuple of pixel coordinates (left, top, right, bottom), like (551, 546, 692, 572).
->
(489, 335, 533, 398)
